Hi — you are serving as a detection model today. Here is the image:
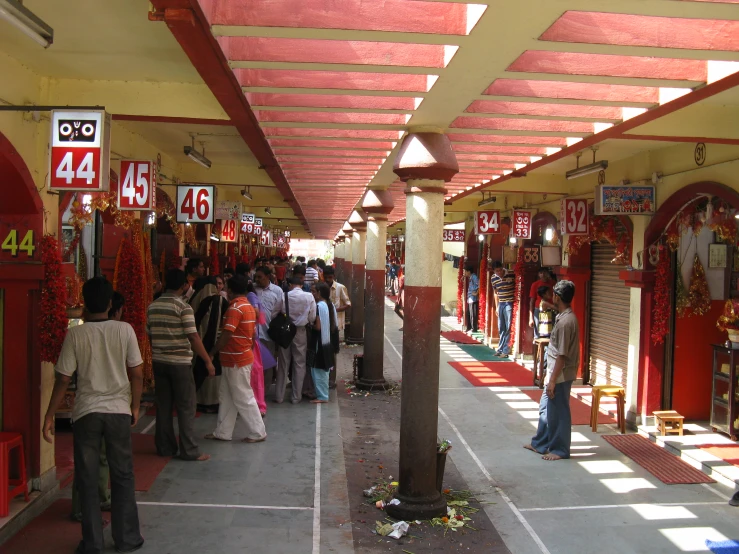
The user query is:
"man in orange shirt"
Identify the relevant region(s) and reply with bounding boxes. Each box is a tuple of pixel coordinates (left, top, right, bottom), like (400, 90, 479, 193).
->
(205, 274, 267, 443)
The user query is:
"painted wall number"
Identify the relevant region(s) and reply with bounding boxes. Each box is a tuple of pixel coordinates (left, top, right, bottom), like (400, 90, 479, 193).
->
(1, 229, 35, 257)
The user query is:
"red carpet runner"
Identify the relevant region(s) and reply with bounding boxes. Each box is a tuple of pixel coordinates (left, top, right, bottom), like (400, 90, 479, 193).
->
(602, 434, 715, 484)
(441, 331, 481, 344)
(523, 389, 616, 426)
(448, 361, 533, 387)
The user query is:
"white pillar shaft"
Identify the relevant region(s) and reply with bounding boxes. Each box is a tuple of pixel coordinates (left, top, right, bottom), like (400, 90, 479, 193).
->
(345, 235, 353, 264)
(352, 231, 366, 265)
(366, 219, 387, 272)
(405, 179, 445, 288)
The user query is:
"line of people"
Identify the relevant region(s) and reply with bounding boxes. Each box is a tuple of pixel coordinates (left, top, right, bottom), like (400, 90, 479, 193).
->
(40, 254, 348, 553)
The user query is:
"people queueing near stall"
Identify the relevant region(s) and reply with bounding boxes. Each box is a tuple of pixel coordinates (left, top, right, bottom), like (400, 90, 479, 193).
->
(324, 266, 351, 346)
(254, 265, 284, 391)
(304, 259, 320, 291)
(184, 257, 205, 301)
(205, 274, 267, 443)
(308, 282, 338, 404)
(529, 267, 556, 339)
(147, 269, 214, 461)
(190, 276, 229, 414)
(276, 274, 317, 404)
(246, 280, 275, 417)
(43, 277, 145, 554)
(525, 280, 580, 461)
(491, 261, 516, 358)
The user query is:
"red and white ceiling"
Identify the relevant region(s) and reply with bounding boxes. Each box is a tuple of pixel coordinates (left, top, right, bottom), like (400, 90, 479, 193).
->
(191, 0, 739, 238)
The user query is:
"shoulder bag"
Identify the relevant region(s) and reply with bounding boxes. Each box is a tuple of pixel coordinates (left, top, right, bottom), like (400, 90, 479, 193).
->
(268, 290, 297, 349)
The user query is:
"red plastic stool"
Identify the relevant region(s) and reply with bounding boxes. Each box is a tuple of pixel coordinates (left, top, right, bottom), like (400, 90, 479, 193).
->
(0, 432, 29, 517)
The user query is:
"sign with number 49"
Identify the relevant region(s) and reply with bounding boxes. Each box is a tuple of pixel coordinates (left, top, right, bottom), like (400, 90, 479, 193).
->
(176, 185, 215, 224)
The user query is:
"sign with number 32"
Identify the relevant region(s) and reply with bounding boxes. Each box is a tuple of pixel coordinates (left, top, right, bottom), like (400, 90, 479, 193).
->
(560, 199, 589, 236)
(176, 185, 215, 224)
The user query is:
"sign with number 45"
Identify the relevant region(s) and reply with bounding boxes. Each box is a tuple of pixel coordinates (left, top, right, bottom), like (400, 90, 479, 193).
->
(118, 160, 156, 210)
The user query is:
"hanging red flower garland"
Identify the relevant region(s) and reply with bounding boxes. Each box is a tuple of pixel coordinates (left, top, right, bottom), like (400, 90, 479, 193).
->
(113, 237, 146, 347)
(651, 246, 671, 345)
(39, 235, 69, 364)
(478, 243, 488, 332)
(510, 247, 525, 351)
(210, 240, 220, 276)
(457, 255, 465, 324)
(229, 243, 237, 270)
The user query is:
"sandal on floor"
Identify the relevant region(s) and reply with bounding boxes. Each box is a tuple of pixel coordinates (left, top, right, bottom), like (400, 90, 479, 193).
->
(204, 434, 230, 441)
(242, 435, 267, 443)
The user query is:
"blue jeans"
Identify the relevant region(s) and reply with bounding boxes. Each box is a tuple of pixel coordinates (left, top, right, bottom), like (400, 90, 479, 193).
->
(530, 380, 573, 458)
(533, 308, 540, 339)
(497, 302, 513, 354)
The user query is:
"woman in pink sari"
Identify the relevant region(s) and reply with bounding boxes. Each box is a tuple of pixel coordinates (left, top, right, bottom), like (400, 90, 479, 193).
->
(247, 283, 274, 416)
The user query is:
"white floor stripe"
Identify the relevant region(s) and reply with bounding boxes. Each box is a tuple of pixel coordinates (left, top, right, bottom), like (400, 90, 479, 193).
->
(518, 501, 727, 513)
(137, 501, 312, 511)
(312, 403, 322, 554)
(438, 407, 552, 554)
(141, 419, 156, 435)
(701, 483, 732, 501)
(383, 329, 551, 554)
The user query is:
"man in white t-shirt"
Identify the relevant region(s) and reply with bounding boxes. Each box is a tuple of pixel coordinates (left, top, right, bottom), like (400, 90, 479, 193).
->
(43, 277, 144, 554)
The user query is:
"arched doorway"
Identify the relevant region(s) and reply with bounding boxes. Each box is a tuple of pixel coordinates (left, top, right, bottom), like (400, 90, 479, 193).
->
(0, 131, 45, 478)
(640, 182, 739, 419)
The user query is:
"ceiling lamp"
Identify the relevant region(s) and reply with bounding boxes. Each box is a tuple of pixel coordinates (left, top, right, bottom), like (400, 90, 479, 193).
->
(0, 0, 53, 48)
(184, 136, 211, 169)
(265, 207, 272, 215)
(241, 186, 253, 201)
(566, 148, 607, 180)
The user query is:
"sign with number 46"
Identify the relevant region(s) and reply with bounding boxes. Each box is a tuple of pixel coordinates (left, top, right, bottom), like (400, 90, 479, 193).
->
(176, 185, 215, 224)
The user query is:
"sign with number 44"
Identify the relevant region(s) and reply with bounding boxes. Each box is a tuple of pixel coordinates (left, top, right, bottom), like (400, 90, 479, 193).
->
(49, 110, 111, 191)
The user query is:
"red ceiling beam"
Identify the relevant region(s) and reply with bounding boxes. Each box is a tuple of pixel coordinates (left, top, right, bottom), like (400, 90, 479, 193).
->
(453, 70, 739, 202)
(617, 134, 739, 145)
(148, 0, 307, 227)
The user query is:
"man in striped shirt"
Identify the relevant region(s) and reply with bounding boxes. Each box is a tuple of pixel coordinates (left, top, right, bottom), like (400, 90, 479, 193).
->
(206, 274, 267, 442)
(304, 259, 319, 291)
(491, 261, 516, 357)
(147, 269, 214, 461)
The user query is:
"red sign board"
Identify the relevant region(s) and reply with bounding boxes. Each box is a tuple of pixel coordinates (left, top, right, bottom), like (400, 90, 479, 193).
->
(560, 199, 589, 235)
(118, 160, 155, 210)
(512, 210, 532, 240)
(253, 217, 263, 237)
(475, 210, 500, 235)
(176, 185, 215, 224)
(220, 219, 238, 243)
(443, 229, 465, 242)
(49, 110, 111, 191)
(260, 229, 272, 246)
(391, 235, 399, 244)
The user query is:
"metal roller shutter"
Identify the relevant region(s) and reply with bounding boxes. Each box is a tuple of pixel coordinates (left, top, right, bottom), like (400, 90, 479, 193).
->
(589, 242, 630, 387)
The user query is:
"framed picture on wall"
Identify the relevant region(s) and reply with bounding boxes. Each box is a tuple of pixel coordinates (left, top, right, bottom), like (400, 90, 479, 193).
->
(61, 225, 79, 265)
(709, 243, 728, 268)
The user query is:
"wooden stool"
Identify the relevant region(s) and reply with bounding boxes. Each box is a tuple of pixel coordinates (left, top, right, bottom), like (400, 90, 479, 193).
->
(591, 385, 626, 434)
(0, 432, 29, 517)
(532, 338, 550, 388)
(653, 410, 684, 436)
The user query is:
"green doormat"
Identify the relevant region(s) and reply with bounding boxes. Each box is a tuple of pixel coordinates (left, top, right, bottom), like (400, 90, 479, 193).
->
(457, 344, 510, 362)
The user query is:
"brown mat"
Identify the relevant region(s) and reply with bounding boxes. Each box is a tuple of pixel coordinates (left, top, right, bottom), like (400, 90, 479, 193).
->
(602, 434, 715, 484)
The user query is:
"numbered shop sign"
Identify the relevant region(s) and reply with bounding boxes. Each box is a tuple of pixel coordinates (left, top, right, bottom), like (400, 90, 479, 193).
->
(475, 210, 500, 235)
(391, 236, 399, 244)
(522, 246, 541, 265)
(241, 213, 255, 234)
(284, 230, 291, 238)
(260, 229, 272, 246)
(215, 201, 241, 221)
(118, 160, 155, 210)
(220, 219, 239, 243)
(253, 218, 263, 236)
(560, 199, 589, 236)
(442, 229, 465, 242)
(512, 210, 532, 240)
(176, 184, 215, 224)
(0, 224, 37, 261)
(276, 236, 286, 248)
(49, 110, 111, 191)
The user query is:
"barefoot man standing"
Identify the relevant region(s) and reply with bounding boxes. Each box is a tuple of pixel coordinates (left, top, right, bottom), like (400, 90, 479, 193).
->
(525, 280, 579, 461)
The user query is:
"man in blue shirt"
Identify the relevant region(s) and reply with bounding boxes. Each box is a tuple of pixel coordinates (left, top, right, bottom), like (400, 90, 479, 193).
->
(464, 264, 480, 334)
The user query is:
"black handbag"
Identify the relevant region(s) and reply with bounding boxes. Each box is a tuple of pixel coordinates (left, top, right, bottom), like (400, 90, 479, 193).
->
(268, 290, 297, 349)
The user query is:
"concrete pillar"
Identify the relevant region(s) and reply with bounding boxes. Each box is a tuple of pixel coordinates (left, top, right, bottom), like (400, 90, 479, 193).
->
(334, 238, 344, 284)
(347, 210, 367, 345)
(343, 222, 354, 301)
(386, 132, 459, 521)
(357, 190, 394, 390)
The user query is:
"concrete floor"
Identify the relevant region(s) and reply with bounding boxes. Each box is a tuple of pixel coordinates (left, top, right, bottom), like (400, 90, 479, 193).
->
(17, 299, 739, 553)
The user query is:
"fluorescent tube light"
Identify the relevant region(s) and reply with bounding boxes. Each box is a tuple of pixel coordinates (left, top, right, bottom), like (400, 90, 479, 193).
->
(184, 136, 211, 169)
(241, 186, 253, 201)
(565, 160, 608, 180)
(0, 0, 53, 48)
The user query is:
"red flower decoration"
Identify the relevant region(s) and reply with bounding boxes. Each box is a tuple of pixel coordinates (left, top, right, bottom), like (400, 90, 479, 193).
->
(478, 243, 488, 331)
(651, 246, 670, 345)
(39, 235, 69, 363)
(457, 255, 465, 324)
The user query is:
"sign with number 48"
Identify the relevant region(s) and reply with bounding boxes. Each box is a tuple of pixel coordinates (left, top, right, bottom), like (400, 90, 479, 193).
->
(220, 219, 238, 243)
(176, 185, 215, 224)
